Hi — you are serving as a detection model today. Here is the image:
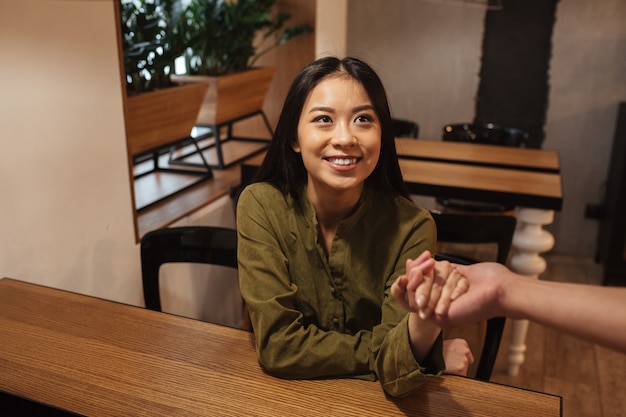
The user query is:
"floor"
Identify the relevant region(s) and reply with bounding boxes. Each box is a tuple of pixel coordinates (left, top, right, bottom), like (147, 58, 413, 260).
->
(133, 150, 626, 417)
(498, 254, 625, 417)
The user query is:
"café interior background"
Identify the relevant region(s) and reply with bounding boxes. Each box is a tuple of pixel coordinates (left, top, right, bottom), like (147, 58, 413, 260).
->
(0, 0, 624, 306)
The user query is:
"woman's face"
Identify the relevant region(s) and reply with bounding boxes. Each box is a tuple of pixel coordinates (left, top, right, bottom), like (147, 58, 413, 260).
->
(294, 75, 381, 196)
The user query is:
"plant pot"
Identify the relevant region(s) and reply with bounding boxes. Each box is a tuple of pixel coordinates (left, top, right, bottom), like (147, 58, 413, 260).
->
(173, 67, 275, 126)
(125, 82, 209, 155)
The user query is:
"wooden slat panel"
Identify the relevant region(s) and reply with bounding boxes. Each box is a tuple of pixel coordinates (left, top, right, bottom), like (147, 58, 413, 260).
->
(395, 138, 561, 172)
(125, 83, 209, 155)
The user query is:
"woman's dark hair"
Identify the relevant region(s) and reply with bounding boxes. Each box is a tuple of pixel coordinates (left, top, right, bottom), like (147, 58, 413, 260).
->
(253, 56, 410, 200)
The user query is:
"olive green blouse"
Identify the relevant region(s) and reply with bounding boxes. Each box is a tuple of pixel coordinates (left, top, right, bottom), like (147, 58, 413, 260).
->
(236, 182, 443, 397)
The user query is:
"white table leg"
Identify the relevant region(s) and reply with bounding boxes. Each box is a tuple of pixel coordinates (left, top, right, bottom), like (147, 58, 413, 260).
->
(507, 207, 555, 376)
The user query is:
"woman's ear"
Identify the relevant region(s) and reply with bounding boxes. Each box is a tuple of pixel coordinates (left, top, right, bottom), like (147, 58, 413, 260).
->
(292, 139, 301, 153)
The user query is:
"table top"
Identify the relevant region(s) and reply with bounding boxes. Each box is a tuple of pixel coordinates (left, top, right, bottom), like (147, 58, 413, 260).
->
(0, 278, 561, 416)
(399, 158, 563, 210)
(395, 138, 561, 173)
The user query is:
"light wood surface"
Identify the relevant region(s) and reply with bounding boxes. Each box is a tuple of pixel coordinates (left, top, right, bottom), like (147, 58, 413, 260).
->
(399, 159, 563, 210)
(125, 83, 209, 155)
(395, 138, 561, 172)
(0, 278, 561, 416)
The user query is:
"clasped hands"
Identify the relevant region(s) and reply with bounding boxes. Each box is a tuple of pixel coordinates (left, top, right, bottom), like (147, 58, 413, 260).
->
(391, 250, 468, 320)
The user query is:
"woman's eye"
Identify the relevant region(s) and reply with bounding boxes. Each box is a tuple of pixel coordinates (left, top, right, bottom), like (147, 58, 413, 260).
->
(355, 114, 374, 123)
(314, 115, 332, 123)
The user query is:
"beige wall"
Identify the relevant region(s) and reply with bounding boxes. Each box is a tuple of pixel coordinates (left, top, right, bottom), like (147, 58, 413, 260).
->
(316, 0, 348, 58)
(346, 0, 485, 141)
(0, 0, 142, 303)
(341, 0, 626, 256)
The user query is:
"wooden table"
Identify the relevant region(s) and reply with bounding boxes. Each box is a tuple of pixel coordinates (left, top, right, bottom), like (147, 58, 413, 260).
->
(242, 139, 563, 377)
(0, 278, 561, 416)
(398, 158, 562, 210)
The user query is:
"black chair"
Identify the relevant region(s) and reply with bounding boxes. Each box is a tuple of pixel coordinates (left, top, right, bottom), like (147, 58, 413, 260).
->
(140, 226, 249, 329)
(430, 210, 517, 381)
(392, 118, 419, 138)
(438, 122, 529, 212)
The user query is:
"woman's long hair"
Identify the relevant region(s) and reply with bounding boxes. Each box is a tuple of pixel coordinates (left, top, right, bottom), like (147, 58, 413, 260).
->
(253, 56, 410, 201)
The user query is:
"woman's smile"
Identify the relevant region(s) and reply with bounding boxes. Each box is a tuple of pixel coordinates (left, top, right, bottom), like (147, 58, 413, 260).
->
(324, 155, 362, 169)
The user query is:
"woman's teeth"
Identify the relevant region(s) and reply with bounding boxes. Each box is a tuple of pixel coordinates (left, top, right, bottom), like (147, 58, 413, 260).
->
(328, 158, 357, 166)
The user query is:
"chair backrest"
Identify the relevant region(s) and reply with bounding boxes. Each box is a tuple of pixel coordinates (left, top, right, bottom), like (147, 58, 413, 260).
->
(392, 118, 419, 138)
(430, 210, 517, 381)
(140, 226, 238, 312)
(442, 123, 528, 147)
(431, 211, 516, 264)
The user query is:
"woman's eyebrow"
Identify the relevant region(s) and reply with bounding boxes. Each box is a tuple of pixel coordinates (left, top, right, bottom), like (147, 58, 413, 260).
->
(307, 106, 334, 113)
(352, 104, 375, 113)
(307, 104, 374, 114)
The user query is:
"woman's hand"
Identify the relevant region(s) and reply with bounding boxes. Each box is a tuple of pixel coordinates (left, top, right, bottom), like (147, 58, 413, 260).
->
(391, 250, 469, 319)
(443, 338, 474, 376)
(390, 250, 434, 313)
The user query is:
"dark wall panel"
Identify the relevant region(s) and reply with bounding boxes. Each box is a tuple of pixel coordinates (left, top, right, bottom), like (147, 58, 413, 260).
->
(475, 0, 559, 148)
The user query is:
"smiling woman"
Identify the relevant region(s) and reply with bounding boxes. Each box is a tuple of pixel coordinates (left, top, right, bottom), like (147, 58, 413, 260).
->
(236, 56, 473, 398)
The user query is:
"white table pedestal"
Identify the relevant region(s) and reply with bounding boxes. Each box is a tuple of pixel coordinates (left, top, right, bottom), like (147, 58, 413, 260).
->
(507, 207, 555, 376)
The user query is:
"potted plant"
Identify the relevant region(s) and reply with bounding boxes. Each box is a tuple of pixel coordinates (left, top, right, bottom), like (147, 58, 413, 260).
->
(119, 0, 209, 156)
(172, 0, 313, 126)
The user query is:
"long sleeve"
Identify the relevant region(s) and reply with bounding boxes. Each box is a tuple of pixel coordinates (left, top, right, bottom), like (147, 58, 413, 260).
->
(236, 183, 443, 397)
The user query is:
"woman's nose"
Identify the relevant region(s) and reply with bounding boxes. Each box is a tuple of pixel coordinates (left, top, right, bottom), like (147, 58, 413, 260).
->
(332, 122, 356, 146)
